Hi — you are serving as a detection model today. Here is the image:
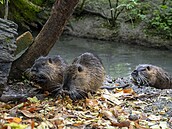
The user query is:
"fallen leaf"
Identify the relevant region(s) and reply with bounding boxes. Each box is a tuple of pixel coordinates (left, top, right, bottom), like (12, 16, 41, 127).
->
(27, 96, 40, 103)
(149, 124, 161, 129)
(30, 120, 35, 129)
(5, 122, 28, 129)
(102, 110, 117, 122)
(54, 117, 64, 129)
(102, 94, 122, 105)
(111, 121, 130, 127)
(86, 99, 98, 108)
(37, 123, 47, 129)
(159, 121, 168, 129)
(111, 108, 118, 118)
(123, 88, 134, 94)
(6, 117, 22, 124)
(148, 115, 161, 121)
(20, 110, 35, 118)
(134, 120, 150, 129)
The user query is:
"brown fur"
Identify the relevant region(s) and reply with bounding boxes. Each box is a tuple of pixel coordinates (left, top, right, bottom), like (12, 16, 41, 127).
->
(26, 55, 67, 92)
(61, 52, 105, 100)
(131, 64, 172, 89)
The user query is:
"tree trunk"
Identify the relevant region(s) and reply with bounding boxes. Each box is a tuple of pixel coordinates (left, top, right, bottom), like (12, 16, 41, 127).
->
(8, 0, 79, 81)
(4, 0, 8, 20)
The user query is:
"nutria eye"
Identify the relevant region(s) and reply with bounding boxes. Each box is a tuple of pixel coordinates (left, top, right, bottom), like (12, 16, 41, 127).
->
(48, 58, 53, 63)
(78, 66, 83, 72)
(42, 62, 46, 66)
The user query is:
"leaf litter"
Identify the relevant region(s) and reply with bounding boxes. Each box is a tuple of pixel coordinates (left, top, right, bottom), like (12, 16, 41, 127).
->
(0, 77, 172, 129)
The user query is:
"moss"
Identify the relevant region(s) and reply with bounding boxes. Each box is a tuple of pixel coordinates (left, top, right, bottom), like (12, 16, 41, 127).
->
(30, 0, 44, 6)
(11, 0, 41, 22)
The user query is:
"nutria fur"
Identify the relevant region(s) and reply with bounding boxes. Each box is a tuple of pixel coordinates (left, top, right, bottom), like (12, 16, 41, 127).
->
(131, 64, 172, 89)
(61, 52, 106, 100)
(26, 55, 67, 92)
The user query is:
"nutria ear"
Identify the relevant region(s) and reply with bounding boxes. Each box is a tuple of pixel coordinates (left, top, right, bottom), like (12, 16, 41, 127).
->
(48, 58, 53, 63)
(78, 65, 83, 72)
(147, 66, 150, 71)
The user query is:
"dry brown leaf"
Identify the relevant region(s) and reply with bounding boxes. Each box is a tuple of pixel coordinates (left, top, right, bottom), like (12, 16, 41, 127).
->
(6, 117, 22, 124)
(111, 108, 119, 118)
(134, 120, 151, 129)
(123, 88, 134, 94)
(102, 94, 122, 105)
(148, 115, 161, 121)
(54, 117, 64, 128)
(86, 98, 98, 108)
(30, 120, 35, 129)
(111, 121, 130, 127)
(20, 110, 35, 118)
(102, 110, 118, 122)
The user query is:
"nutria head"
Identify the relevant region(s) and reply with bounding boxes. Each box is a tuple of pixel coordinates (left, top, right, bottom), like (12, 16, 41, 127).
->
(131, 64, 172, 89)
(62, 64, 89, 100)
(26, 55, 67, 91)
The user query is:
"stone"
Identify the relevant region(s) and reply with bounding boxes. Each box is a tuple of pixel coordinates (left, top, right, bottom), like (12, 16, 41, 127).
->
(15, 31, 34, 55)
(0, 18, 18, 96)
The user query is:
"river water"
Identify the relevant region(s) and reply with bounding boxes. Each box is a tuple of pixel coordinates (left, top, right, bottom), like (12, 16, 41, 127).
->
(49, 36, 172, 78)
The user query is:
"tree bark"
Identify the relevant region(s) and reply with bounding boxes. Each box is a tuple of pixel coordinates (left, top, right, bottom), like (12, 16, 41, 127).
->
(4, 0, 8, 20)
(8, 0, 79, 81)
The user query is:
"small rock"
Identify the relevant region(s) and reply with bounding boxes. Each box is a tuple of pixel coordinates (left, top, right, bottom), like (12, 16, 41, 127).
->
(15, 31, 33, 55)
(128, 114, 139, 121)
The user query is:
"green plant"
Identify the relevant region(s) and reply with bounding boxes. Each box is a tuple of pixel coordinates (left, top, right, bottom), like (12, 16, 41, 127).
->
(108, 0, 125, 27)
(150, 1, 172, 39)
(126, 0, 149, 22)
(107, 0, 143, 27)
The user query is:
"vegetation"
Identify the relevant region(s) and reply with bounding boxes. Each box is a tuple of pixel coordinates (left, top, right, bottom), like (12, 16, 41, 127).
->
(76, 0, 172, 39)
(0, 0, 171, 39)
(149, 1, 172, 39)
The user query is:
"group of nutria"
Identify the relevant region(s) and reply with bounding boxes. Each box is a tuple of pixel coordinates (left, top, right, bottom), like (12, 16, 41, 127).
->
(26, 52, 172, 100)
(27, 52, 106, 100)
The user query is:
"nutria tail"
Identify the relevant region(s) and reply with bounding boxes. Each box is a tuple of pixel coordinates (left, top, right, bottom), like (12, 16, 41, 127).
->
(60, 52, 105, 100)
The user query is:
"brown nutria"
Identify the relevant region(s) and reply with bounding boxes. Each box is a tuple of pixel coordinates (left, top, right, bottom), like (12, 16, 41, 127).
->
(131, 64, 172, 89)
(59, 52, 106, 100)
(26, 55, 67, 92)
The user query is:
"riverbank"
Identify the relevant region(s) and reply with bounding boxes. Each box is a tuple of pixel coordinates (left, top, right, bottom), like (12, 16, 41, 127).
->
(63, 15, 172, 51)
(5, 0, 171, 51)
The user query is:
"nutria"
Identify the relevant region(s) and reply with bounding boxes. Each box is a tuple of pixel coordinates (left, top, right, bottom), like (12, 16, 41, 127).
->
(26, 55, 67, 92)
(59, 52, 106, 100)
(131, 64, 172, 89)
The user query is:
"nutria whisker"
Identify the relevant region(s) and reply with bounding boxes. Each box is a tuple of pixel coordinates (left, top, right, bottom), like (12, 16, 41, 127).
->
(138, 73, 149, 86)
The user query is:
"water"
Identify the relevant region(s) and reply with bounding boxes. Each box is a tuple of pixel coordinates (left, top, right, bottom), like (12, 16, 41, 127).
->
(49, 36, 172, 78)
